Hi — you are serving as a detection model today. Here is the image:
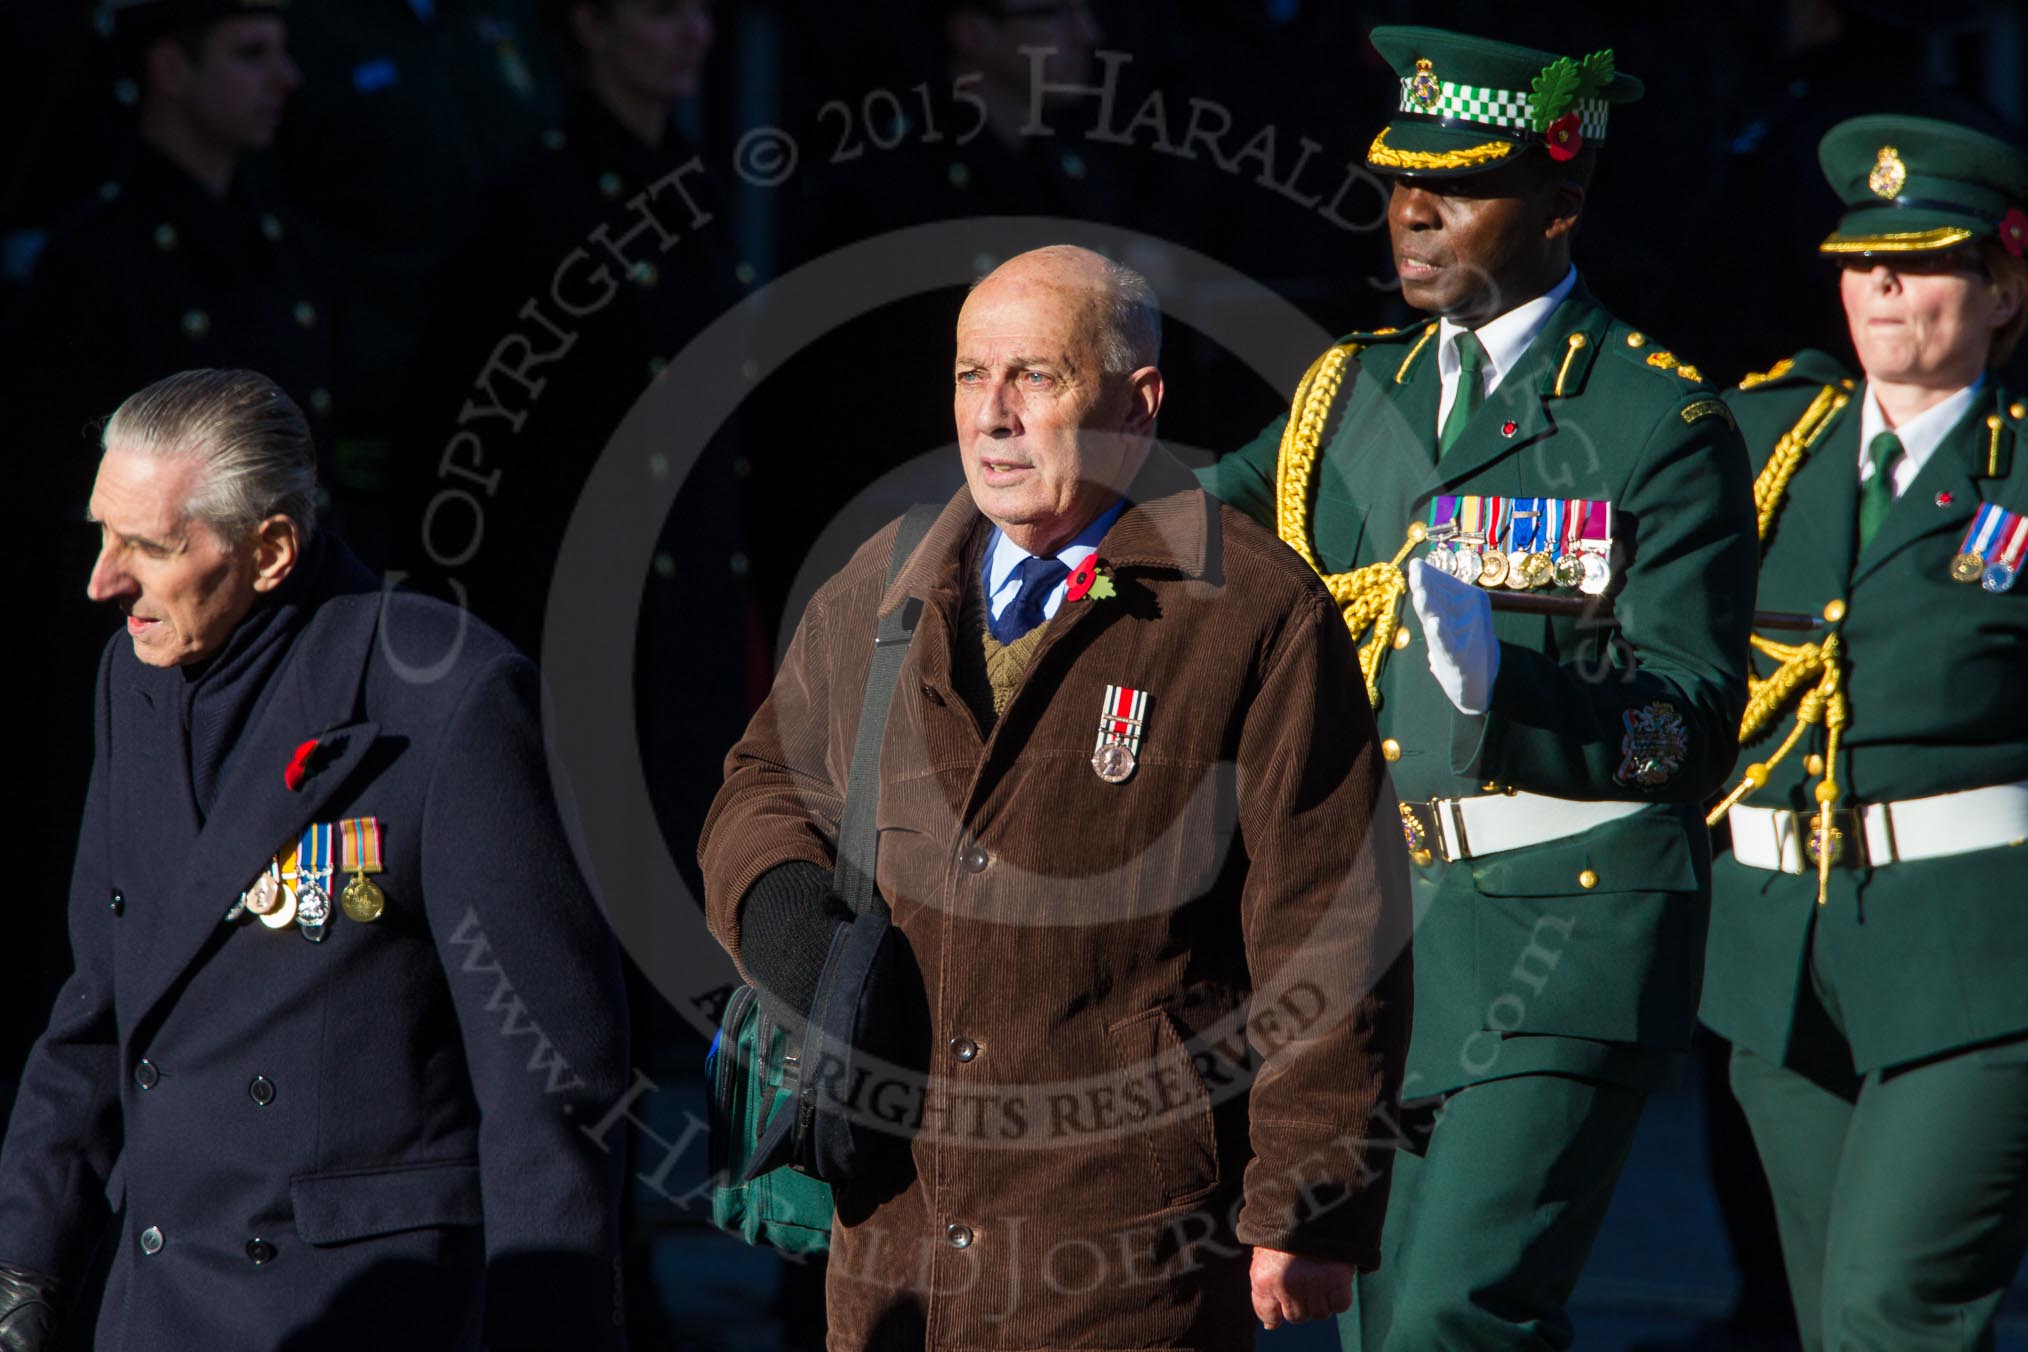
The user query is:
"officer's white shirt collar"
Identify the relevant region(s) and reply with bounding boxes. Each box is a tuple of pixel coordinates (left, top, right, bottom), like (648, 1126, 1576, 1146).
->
(1435, 266, 1579, 431)
(1857, 377, 1984, 499)
(984, 497, 1128, 624)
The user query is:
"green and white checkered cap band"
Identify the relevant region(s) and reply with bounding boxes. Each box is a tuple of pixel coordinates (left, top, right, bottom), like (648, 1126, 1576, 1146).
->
(1397, 79, 1611, 142)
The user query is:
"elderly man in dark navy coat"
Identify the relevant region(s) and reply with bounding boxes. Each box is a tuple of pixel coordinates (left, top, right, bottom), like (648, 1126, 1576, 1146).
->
(0, 369, 630, 1350)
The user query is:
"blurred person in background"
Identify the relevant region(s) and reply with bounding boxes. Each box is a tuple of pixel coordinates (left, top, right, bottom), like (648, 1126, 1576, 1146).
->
(2, 0, 338, 480)
(269, 0, 562, 501)
(394, 0, 752, 874)
(390, 4, 759, 1337)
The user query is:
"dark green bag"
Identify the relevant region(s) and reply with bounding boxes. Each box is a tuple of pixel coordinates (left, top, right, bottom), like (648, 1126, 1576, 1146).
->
(704, 505, 936, 1254)
(705, 984, 833, 1255)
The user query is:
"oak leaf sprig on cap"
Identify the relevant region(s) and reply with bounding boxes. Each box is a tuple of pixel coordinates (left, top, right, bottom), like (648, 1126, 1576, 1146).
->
(1529, 49, 1614, 134)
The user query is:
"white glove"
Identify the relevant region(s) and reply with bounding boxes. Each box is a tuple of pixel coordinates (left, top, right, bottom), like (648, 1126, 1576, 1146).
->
(1408, 558, 1500, 716)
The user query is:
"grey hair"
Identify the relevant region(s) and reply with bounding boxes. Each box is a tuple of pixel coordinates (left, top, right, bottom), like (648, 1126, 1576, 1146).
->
(1089, 254, 1161, 376)
(975, 245, 1162, 375)
(102, 369, 318, 544)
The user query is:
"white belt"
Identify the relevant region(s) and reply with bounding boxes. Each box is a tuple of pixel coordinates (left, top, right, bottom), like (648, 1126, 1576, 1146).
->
(1399, 791, 1649, 864)
(1727, 781, 2028, 873)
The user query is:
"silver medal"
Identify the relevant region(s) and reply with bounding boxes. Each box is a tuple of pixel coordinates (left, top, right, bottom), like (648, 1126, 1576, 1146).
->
(1091, 742, 1138, 784)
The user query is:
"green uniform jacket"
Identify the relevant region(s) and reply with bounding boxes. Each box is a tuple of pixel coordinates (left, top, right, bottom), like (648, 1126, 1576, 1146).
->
(1202, 278, 1758, 1097)
(1700, 351, 2028, 1072)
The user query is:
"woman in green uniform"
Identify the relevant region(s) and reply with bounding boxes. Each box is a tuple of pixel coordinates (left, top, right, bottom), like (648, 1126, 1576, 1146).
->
(1702, 114, 2028, 1350)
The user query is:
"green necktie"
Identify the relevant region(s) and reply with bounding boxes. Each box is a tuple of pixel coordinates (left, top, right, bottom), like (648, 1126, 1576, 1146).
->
(1438, 331, 1488, 459)
(1857, 431, 1903, 553)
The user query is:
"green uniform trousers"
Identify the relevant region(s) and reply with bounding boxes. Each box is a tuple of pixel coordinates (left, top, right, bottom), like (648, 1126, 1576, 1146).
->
(1730, 930, 2028, 1352)
(1340, 1071, 1647, 1351)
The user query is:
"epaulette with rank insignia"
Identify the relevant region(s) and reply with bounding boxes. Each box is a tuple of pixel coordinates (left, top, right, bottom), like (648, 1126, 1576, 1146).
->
(1733, 348, 1853, 394)
(1643, 349, 1705, 383)
(1325, 322, 1439, 386)
(1595, 325, 1710, 388)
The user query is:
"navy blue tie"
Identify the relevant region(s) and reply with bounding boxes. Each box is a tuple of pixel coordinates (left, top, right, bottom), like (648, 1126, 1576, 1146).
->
(990, 555, 1071, 644)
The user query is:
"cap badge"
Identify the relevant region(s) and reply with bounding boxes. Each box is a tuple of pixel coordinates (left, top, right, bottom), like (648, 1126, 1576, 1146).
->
(1410, 58, 1441, 110)
(1869, 145, 1907, 200)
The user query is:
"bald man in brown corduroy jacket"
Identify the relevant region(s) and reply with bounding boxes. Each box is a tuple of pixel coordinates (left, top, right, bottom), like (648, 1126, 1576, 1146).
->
(700, 246, 1413, 1351)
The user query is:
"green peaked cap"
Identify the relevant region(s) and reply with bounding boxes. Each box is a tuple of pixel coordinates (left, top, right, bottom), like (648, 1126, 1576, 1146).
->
(1817, 114, 2028, 258)
(1365, 25, 1644, 179)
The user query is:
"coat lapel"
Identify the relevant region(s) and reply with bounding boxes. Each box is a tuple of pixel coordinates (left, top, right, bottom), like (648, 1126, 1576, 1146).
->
(1850, 390, 1999, 589)
(121, 590, 384, 1042)
(1425, 287, 1611, 496)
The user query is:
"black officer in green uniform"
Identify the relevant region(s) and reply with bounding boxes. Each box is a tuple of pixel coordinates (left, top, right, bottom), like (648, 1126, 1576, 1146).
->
(1700, 115, 2028, 1352)
(1198, 26, 1758, 1349)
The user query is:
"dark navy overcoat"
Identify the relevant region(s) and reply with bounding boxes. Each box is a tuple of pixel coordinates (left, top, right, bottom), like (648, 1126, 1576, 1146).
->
(0, 543, 630, 1350)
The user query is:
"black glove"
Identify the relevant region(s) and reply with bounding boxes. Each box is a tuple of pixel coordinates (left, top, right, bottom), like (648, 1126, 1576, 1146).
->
(737, 860, 852, 1024)
(0, 1264, 58, 1352)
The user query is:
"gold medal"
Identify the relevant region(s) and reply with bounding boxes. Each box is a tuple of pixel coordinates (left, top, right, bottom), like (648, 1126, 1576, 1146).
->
(1503, 553, 1532, 589)
(1478, 550, 1510, 587)
(1553, 555, 1588, 589)
(341, 873, 386, 923)
(1524, 552, 1557, 589)
(1952, 551, 1986, 583)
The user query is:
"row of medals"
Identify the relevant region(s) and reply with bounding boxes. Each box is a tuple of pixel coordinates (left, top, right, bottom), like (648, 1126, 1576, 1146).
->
(1951, 548, 2021, 593)
(1427, 534, 1610, 594)
(228, 860, 384, 942)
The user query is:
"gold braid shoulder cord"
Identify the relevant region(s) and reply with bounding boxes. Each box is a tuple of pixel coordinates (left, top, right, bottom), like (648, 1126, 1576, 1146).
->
(1704, 381, 1853, 903)
(1273, 341, 1432, 709)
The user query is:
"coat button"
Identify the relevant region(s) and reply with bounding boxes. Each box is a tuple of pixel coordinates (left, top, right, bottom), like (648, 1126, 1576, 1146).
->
(134, 1059, 159, 1090)
(959, 845, 990, 874)
(246, 1237, 277, 1265)
(946, 1222, 974, 1249)
(1578, 869, 1599, 890)
(139, 1226, 164, 1255)
(950, 1037, 979, 1063)
(249, 1076, 276, 1107)
(110, 891, 125, 916)
(1381, 739, 1402, 763)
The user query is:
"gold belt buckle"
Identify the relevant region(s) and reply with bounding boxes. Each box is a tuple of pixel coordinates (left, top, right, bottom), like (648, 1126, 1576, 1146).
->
(1399, 800, 1452, 867)
(1801, 807, 1865, 868)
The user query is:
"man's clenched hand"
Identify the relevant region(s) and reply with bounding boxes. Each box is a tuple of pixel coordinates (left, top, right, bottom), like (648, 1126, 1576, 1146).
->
(1249, 1246, 1356, 1329)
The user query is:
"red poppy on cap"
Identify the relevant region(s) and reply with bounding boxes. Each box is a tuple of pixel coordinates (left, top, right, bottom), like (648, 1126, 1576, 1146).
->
(1546, 114, 1582, 162)
(2001, 206, 2028, 258)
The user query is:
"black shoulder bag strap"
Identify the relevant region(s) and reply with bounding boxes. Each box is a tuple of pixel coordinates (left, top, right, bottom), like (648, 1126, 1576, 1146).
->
(831, 503, 939, 918)
(744, 504, 940, 1183)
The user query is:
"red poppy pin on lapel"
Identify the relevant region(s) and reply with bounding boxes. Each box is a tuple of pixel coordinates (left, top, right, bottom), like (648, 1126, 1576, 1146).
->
(284, 737, 319, 792)
(1066, 555, 1116, 602)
